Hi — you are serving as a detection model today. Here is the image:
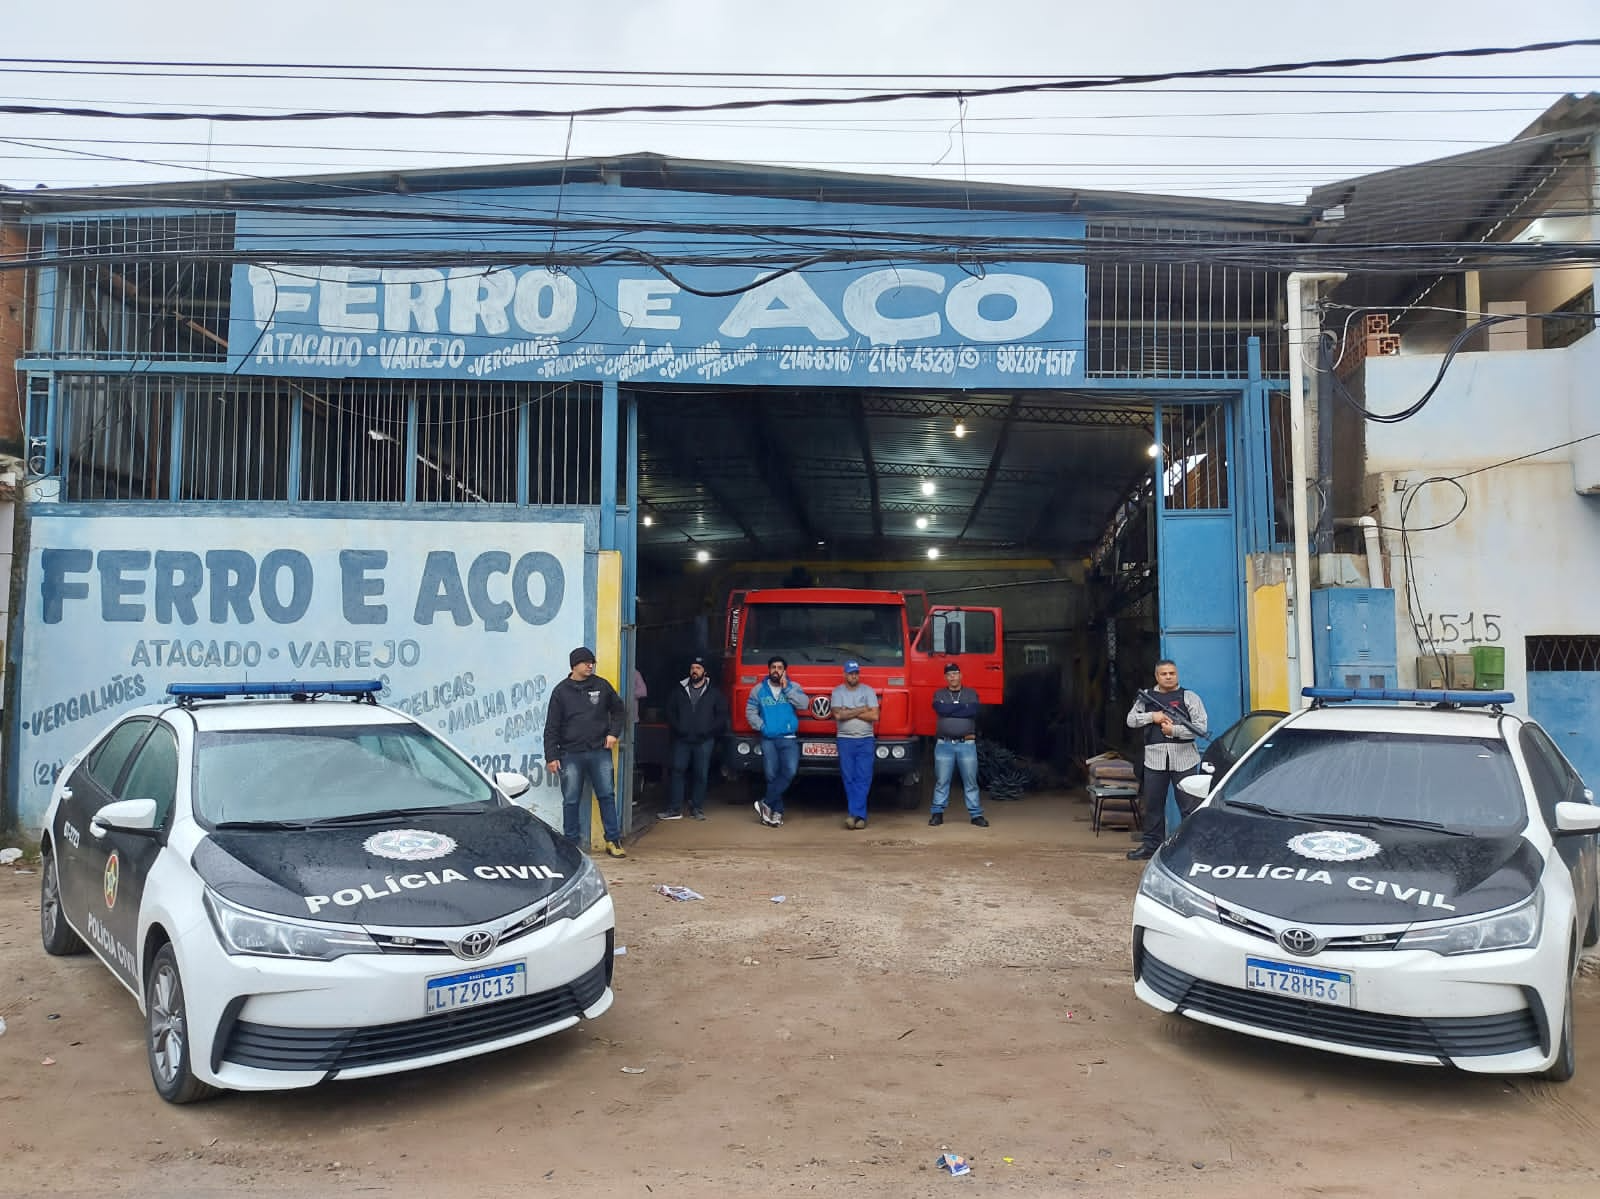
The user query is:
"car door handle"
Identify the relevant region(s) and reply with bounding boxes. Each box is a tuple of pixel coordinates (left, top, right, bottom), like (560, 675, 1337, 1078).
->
(59, 787, 73, 801)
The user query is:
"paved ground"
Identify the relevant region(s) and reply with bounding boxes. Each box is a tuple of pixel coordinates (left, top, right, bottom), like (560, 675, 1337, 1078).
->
(3, 782, 1599, 1197)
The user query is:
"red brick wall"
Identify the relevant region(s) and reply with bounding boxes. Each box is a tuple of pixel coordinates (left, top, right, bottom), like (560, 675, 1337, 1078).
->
(0, 215, 24, 448)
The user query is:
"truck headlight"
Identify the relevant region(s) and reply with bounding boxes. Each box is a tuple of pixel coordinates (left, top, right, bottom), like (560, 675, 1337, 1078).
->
(1137, 861, 1220, 923)
(736, 741, 752, 756)
(1396, 892, 1542, 956)
(204, 891, 380, 961)
(890, 745, 907, 759)
(875, 745, 890, 760)
(544, 855, 609, 923)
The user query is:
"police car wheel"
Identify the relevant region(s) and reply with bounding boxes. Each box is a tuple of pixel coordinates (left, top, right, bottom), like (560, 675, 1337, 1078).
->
(145, 945, 217, 1104)
(39, 847, 86, 957)
(1543, 964, 1577, 1084)
(1584, 880, 1599, 950)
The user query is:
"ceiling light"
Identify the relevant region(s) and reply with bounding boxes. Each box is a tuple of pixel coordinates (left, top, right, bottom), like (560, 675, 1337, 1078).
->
(920, 480, 937, 496)
(915, 516, 929, 530)
(927, 547, 940, 560)
(642, 515, 654, 527)
(1147, 443, 1161, 458)
(695, 550, 710, 564)
(954, 423, 967, 438)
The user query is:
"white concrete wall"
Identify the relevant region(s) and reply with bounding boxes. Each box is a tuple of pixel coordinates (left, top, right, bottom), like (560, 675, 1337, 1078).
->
(1365, 327, 1600, 712)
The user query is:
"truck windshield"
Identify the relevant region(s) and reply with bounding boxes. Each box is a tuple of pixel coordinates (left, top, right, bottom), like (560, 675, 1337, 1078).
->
(740, 603, 905, 666)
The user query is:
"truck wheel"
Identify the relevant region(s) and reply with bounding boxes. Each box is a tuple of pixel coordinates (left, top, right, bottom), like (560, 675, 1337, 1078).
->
(894, 771, 924, 810)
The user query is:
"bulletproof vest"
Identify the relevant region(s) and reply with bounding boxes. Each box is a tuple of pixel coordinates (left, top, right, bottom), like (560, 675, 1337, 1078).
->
(1143, 687, 1188, 745)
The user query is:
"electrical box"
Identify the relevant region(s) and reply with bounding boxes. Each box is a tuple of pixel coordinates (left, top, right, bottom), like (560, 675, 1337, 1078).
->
(1312, 588, 1398, 689)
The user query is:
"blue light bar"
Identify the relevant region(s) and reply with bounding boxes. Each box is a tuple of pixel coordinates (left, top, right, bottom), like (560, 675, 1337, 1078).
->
(1302, 687, 1515, 706)
(166, 680, 383, 699)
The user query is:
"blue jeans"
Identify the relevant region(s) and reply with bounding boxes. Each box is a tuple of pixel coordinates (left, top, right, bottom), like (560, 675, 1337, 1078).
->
(837, 737, 875, 820)
(670, 739, 714, 816)
(931, 738, 982, 816)
(761, 736, 800, 814)
(558, 748, 620, 844)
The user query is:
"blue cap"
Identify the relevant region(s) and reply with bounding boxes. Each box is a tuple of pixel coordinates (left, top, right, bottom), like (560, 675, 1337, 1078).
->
(844, 660, 860, 673)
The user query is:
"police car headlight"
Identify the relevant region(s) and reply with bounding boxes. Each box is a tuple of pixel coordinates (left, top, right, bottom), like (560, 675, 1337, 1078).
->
(1137, 861, 1220, 923)
(203, 891, 380, 961)
(1396, 892, 1543, 956)
(544, 855, 609, 923)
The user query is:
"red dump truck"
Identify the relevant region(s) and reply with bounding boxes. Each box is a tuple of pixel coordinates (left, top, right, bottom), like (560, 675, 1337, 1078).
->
(719, 587, 1004, 805)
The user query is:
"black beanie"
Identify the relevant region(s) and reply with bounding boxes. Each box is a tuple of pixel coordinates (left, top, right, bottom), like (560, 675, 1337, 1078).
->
(570, 646, 597, 668)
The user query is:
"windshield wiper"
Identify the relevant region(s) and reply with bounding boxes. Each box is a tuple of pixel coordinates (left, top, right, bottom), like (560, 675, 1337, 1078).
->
(1221, 798, 1300, 819)
(306, 803, 488, 827)
(212, 819, 315, 831)
(1292, 811, 1471, 836)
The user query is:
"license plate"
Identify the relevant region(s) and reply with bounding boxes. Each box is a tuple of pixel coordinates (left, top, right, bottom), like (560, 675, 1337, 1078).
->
(426, 962, 526, 1014)
(802, 741, 838, 758)
(1244, 956, 1353, 1007)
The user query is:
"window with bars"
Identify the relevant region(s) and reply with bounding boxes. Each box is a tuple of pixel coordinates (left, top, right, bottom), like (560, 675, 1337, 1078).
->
(46, 374, 600, 506)
(1086, 226, 1288, 379)
(1159, 404, 1229, 510)
(1526, 636, 1600, 672)
(31, 215, 235, 361)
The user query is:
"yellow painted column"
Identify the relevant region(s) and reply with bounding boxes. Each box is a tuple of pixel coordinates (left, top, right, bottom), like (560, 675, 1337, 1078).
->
(593, 551, 623, 850)
(1246, 556, 1291, 711)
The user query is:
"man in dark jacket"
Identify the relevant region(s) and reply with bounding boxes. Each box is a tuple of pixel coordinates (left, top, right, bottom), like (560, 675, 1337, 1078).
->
(928, 661, 988, 828)
(544, 646, 628, 858)
(660, 655, 728, 821)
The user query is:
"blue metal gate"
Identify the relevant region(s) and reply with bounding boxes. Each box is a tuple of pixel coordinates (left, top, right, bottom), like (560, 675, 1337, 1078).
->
(1153, 400, 1244, 741)
(1526, 636, 1600, 787)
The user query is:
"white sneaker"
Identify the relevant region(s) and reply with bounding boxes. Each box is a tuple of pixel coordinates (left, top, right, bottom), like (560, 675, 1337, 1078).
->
(657, 810, 684, 821)
(754, 800, 774, 824)
(768, 813, 784, 827)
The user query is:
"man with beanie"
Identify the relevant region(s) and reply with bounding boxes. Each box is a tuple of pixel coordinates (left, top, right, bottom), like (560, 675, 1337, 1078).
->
(744, 656, 809, 827)
(662, 655, 727, 821)
(545, 646, 628, 858)
(830, 660, 879, 830)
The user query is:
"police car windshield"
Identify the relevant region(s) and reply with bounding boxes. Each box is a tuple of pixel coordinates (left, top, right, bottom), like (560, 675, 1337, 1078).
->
(194, 724, 495, 826)
(1218, 728, 1525, 833)
(740, 604, 905, 666)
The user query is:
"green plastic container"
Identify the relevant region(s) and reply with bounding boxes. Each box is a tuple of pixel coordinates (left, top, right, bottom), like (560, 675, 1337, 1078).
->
(1470, 645, 1506, 690)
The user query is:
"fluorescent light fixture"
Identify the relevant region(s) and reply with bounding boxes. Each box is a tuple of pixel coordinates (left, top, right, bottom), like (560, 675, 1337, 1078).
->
(927, 547, 941, 560)
(920, 480, 937, 496)
(695, 549, 710, 564)
(915, 516, 929, 530)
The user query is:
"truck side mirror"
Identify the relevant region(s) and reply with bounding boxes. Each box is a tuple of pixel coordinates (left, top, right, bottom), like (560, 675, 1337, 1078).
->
(942, 623, 963, 654)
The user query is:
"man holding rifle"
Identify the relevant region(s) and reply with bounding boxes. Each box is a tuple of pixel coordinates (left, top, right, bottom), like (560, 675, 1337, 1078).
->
(1125, 659, 1209, 861)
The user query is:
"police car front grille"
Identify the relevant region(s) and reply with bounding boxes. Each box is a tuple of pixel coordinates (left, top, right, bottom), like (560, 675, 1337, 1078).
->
(1214, 909, 1406, 952)
(368, 906, 554, 955)
(1139, 950, 1540, 1059)
(221, 959, 609, 1074)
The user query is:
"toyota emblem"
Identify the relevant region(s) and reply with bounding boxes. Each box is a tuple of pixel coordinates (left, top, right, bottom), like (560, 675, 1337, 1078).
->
(811, 696, 832, 719)
(1277, 927, 1322, 956)
(454, 930, 498, 960)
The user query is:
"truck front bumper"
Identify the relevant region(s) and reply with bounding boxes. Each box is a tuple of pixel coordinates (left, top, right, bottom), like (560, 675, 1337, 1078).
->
(721, 735, 920, 777)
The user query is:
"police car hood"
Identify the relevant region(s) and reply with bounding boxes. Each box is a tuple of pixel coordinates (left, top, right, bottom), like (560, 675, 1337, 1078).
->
(1163, 806, 1541, 924)
(192, 806, 583, 925)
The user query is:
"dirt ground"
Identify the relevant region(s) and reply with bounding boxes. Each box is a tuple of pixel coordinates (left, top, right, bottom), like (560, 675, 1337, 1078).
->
(3, 782, 1600, 1198)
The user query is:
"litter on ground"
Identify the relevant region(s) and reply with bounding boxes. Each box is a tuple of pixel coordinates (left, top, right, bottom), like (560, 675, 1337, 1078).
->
(652, 885, 704, 901)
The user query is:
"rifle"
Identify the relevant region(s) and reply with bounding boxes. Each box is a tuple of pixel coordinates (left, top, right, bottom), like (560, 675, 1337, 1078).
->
(1136, 689, 1207, 740)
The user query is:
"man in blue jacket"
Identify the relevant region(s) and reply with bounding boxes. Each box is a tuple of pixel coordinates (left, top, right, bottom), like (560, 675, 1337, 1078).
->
(928, 661, 988, 827)
(744, 655, 809, 827)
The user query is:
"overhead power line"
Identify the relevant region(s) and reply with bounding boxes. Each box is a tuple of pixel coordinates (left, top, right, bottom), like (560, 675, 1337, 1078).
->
(0, 38, 1595, 123)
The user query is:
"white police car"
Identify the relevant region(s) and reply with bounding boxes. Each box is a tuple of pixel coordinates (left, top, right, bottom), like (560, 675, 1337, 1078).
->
(1133, 688, 1600, 1081)
(38, 680, 615, 1103)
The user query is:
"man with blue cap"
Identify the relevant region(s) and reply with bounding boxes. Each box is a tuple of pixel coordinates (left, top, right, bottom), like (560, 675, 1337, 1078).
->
(830, 660, 879, 830)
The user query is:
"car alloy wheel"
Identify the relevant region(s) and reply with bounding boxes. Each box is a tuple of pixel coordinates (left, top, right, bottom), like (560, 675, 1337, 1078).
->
(39, 849, 86, 957)
(145, 945, 216, 1104)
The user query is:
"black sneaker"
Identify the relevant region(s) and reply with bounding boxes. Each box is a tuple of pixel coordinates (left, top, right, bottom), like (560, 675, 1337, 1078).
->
(1127, 847, 1155, 860)
(970, 815, 989, 828)
(928, 812, 944, 827)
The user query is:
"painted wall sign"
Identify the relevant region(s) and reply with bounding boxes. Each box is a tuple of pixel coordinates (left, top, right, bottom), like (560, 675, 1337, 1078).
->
(227, 188, 1087, 387)
(17, 515, 587, 830)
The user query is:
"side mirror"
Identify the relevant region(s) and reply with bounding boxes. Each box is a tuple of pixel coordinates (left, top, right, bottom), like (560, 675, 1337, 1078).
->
(90, 798, 159, 838)
(495, 771, 533, 802)
(1200, 760, 1217, 775)
(1585, 788, 1595, 804)
(1554, 800, 1600, 836)
(1178, 775, 1212, 802)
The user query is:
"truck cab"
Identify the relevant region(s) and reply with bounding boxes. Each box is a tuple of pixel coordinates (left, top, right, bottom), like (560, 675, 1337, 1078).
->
(720, 588, 1003, 806)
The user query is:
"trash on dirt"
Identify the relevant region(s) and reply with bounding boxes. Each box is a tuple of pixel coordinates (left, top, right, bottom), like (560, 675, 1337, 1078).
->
(770, 895, 787, 903)
(0, 847, 22, 865)
(653, 885, 704, 901)
(741, 956, 761, 966)
(614, 946, 628, 956)
(41, 1056, 56, 1066)
(936, 1152, 971, 1176)
(0, 1017, 6, 1036)
(46, 1013, 59, 1021)
(620, 1066, 646, 1075)
(1002, 1157, 1015, 1165)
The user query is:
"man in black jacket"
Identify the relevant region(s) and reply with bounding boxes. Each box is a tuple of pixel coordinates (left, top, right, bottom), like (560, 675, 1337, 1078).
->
(660, 655, 728, 821)
(544, 646, 628, 858)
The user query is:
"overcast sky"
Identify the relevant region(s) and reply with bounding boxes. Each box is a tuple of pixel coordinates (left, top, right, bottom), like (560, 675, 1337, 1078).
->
(4, 0, 1599, 203)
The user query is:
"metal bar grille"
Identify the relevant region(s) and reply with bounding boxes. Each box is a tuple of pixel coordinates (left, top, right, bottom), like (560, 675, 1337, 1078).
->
(1266, 389, 1293, 542)
(1086, 225, 1287, 379)
(36, 215, 235, 361)
(1526, 636, 1600, 672)
(1159, 403, 1229, 511)
(48, 374, 600, 507)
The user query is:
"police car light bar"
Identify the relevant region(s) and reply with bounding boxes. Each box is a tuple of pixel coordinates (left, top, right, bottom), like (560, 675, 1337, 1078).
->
(1302, 687, 1516, 707)
(166, 680, 383, 703)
